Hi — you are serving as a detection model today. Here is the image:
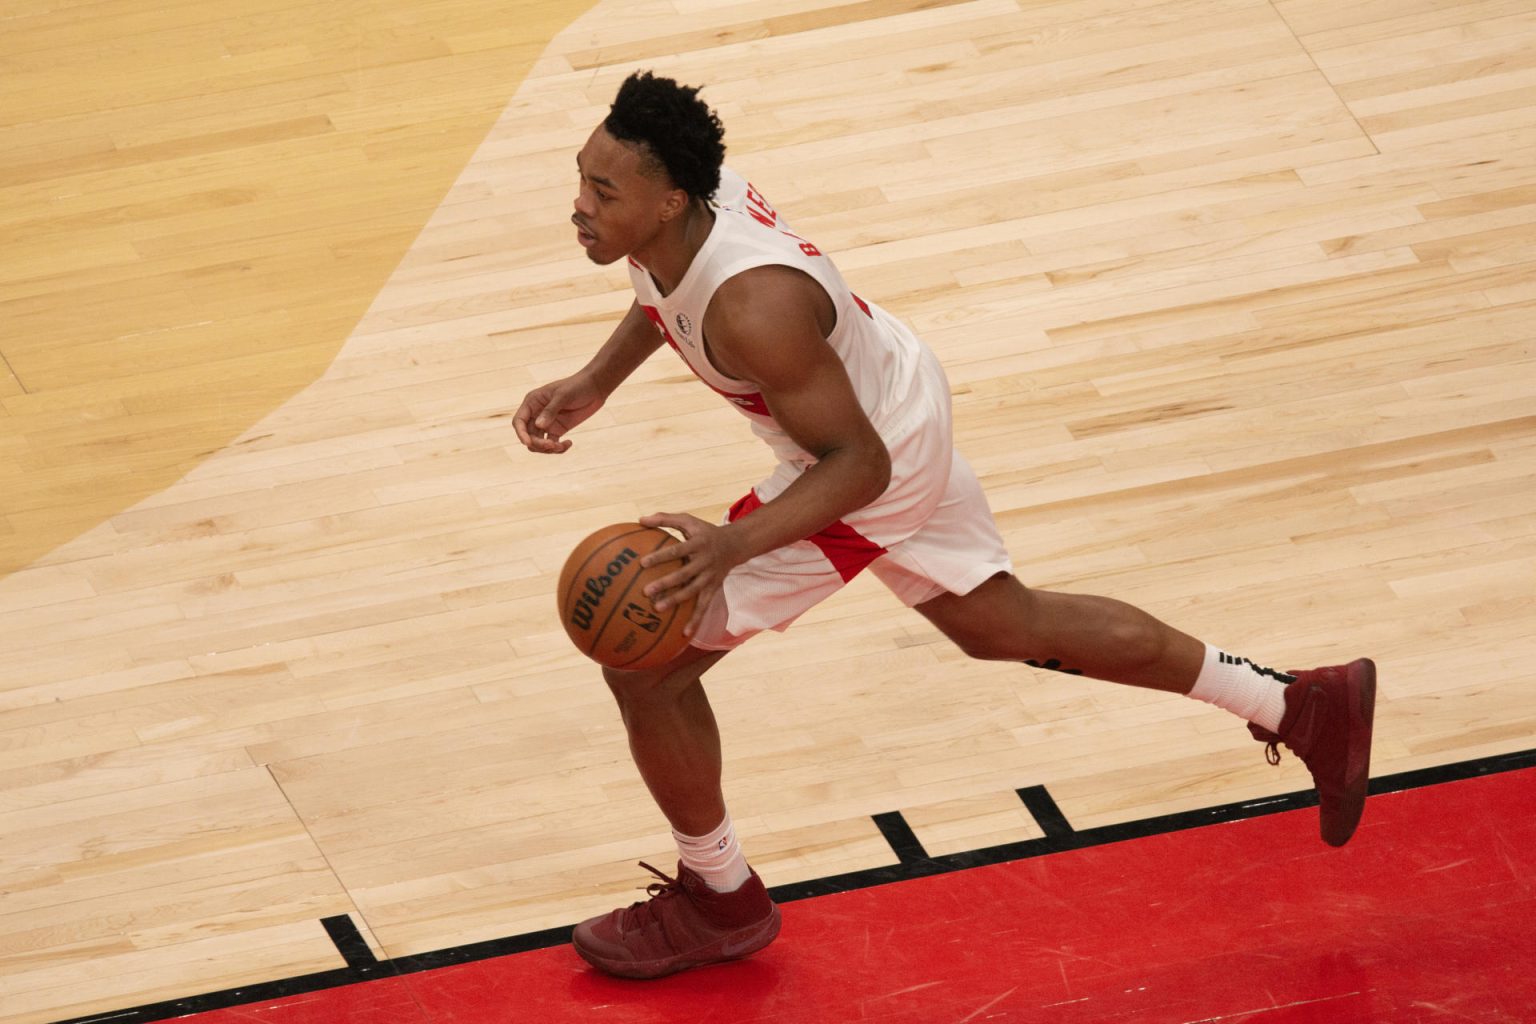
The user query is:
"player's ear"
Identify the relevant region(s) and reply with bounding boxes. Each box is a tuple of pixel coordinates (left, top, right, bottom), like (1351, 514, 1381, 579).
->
(658, 187, 689, 223)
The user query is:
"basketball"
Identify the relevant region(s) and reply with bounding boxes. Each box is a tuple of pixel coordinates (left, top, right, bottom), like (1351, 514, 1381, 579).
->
(557, 523, 697, 671)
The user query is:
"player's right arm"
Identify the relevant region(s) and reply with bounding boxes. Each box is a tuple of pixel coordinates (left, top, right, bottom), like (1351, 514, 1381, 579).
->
(513, 299, 663, 454)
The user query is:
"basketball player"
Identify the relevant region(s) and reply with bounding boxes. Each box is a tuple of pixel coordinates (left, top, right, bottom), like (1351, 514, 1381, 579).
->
(512, 71, 1376, 979)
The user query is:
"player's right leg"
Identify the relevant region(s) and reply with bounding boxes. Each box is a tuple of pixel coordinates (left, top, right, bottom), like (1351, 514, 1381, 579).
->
(573, 643, 780, 979)
(575, 484, 894, 978)
(601, 645, 732, 837)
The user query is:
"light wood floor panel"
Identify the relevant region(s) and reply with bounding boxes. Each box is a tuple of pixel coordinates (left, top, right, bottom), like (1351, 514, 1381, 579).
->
(0, 0, 601, 578)
(1278, 0, 1533, 45)
(0, 765, 367, 1022)
(4, 0, 1535, 1020)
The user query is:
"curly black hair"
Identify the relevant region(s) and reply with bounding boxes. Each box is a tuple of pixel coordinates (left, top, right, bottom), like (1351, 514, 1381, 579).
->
(604, 70, 725, 201)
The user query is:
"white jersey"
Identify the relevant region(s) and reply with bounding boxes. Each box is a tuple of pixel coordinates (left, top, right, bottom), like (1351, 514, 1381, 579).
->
(624, 171, 1011, 647)
(627, 168, 938, 470)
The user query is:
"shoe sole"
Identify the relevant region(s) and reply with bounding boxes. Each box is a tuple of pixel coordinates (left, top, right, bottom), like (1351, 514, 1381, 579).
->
(574, 904, 782, 980)
(1323, 657, 1376, 847)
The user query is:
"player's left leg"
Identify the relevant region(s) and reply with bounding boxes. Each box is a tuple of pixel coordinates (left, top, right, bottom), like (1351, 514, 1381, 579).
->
(913, 572, 1375, 846)
(913, 572, 1205, 691)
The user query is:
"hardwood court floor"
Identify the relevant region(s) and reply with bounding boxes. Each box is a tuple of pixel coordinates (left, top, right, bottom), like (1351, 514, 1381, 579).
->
(3, 1, 1535, 1021)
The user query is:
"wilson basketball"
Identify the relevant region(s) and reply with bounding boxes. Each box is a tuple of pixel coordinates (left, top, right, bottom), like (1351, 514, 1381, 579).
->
(557, 523, 697, 671)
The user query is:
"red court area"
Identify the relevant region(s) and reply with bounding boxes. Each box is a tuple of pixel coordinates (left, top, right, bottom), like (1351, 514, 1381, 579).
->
(189, 768, 1536, 1024)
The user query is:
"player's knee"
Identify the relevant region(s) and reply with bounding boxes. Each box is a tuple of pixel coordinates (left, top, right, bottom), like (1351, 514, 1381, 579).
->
(601, 647, 725, 712)
(601, 661, 701, 709)
(930, 574, 1036, 661)
(602, 664, 662, 706)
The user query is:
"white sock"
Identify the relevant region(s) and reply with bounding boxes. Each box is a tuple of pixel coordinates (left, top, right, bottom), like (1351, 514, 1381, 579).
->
(1189, 643, 1294, 733)
(674, 812, 752, 894)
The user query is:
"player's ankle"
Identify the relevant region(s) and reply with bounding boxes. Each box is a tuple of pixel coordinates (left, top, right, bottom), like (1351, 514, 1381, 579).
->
(1189, 643, 1294, 732)
(674, 812, 751, 893)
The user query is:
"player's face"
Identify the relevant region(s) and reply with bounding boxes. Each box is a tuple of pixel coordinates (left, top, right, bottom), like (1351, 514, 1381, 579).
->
(572, 126, 684, 266)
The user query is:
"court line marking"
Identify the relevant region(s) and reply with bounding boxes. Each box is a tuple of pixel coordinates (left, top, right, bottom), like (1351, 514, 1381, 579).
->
(50, 745, 1536, 1024)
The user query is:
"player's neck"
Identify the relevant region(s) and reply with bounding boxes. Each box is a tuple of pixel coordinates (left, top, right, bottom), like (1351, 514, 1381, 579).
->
(634, 200, 714, 297)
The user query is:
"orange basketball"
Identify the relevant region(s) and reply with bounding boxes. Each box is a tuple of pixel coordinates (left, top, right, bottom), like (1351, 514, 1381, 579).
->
(557, 523, 697, 671)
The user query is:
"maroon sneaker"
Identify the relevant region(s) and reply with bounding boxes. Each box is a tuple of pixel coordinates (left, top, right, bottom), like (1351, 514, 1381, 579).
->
(1249, 658, 1377, 847)
(572, 861, 781, 979)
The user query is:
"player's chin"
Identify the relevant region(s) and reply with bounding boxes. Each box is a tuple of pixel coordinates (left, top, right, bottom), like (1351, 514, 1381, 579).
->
(582, 244, 623, 266)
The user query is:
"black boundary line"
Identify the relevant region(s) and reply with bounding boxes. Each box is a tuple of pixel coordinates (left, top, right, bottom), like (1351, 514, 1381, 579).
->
(320, 915, 380, 972)
(871, 810, 929, 864)
(1016, 784, 1074, 839)
(50, 746, 1536, 1024)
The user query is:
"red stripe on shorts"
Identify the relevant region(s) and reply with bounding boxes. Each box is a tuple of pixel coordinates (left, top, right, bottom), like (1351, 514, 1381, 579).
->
(727, 491, 888, 584)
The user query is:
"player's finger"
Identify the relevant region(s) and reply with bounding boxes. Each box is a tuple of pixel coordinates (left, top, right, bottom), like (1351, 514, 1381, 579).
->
(653, 558, 721, 612)
(638, 512, 676, 534)
(640, 512, 706, 535)
(637, 515, 694, 568)
(512, 402, 537, 447)
(645, 566, 696, 608)
(639, 526, 701, 569)
(641, 543, 687, 569)
(681, 580, 725, 638)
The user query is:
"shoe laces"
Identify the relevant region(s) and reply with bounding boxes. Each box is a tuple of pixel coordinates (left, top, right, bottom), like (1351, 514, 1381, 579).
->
(617, 861, 685, 929)
(1265, 741, 1282, 766)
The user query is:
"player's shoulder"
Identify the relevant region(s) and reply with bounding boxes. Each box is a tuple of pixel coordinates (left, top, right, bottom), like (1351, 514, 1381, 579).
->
(711, 264, 820, 322)
(704, 267, 830, 387)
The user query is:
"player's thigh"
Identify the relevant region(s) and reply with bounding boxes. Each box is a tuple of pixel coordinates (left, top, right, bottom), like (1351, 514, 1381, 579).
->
(869, 446, 1014, 621)
(911, 571, 1035, 660)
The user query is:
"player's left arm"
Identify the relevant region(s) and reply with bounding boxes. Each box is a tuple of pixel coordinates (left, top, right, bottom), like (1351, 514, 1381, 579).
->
(641, 265, 892, 633)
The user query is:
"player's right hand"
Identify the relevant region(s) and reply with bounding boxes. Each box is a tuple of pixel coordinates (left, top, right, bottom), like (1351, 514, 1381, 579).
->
(512, 373, 607, 454)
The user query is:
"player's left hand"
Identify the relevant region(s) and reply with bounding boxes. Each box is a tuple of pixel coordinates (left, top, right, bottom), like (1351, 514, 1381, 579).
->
(637, 512, 750, 638)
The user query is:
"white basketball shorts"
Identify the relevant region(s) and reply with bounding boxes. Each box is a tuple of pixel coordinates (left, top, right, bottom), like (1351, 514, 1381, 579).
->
(690, 362, 1013, 651)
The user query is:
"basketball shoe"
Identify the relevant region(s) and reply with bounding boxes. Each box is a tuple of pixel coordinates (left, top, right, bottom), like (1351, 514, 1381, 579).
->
(573, 861, 781, 978)
(1250, 658, 1377, 846)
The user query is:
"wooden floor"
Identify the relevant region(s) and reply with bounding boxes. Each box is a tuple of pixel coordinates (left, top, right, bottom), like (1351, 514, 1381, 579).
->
(4, 0, 1535, 1020)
